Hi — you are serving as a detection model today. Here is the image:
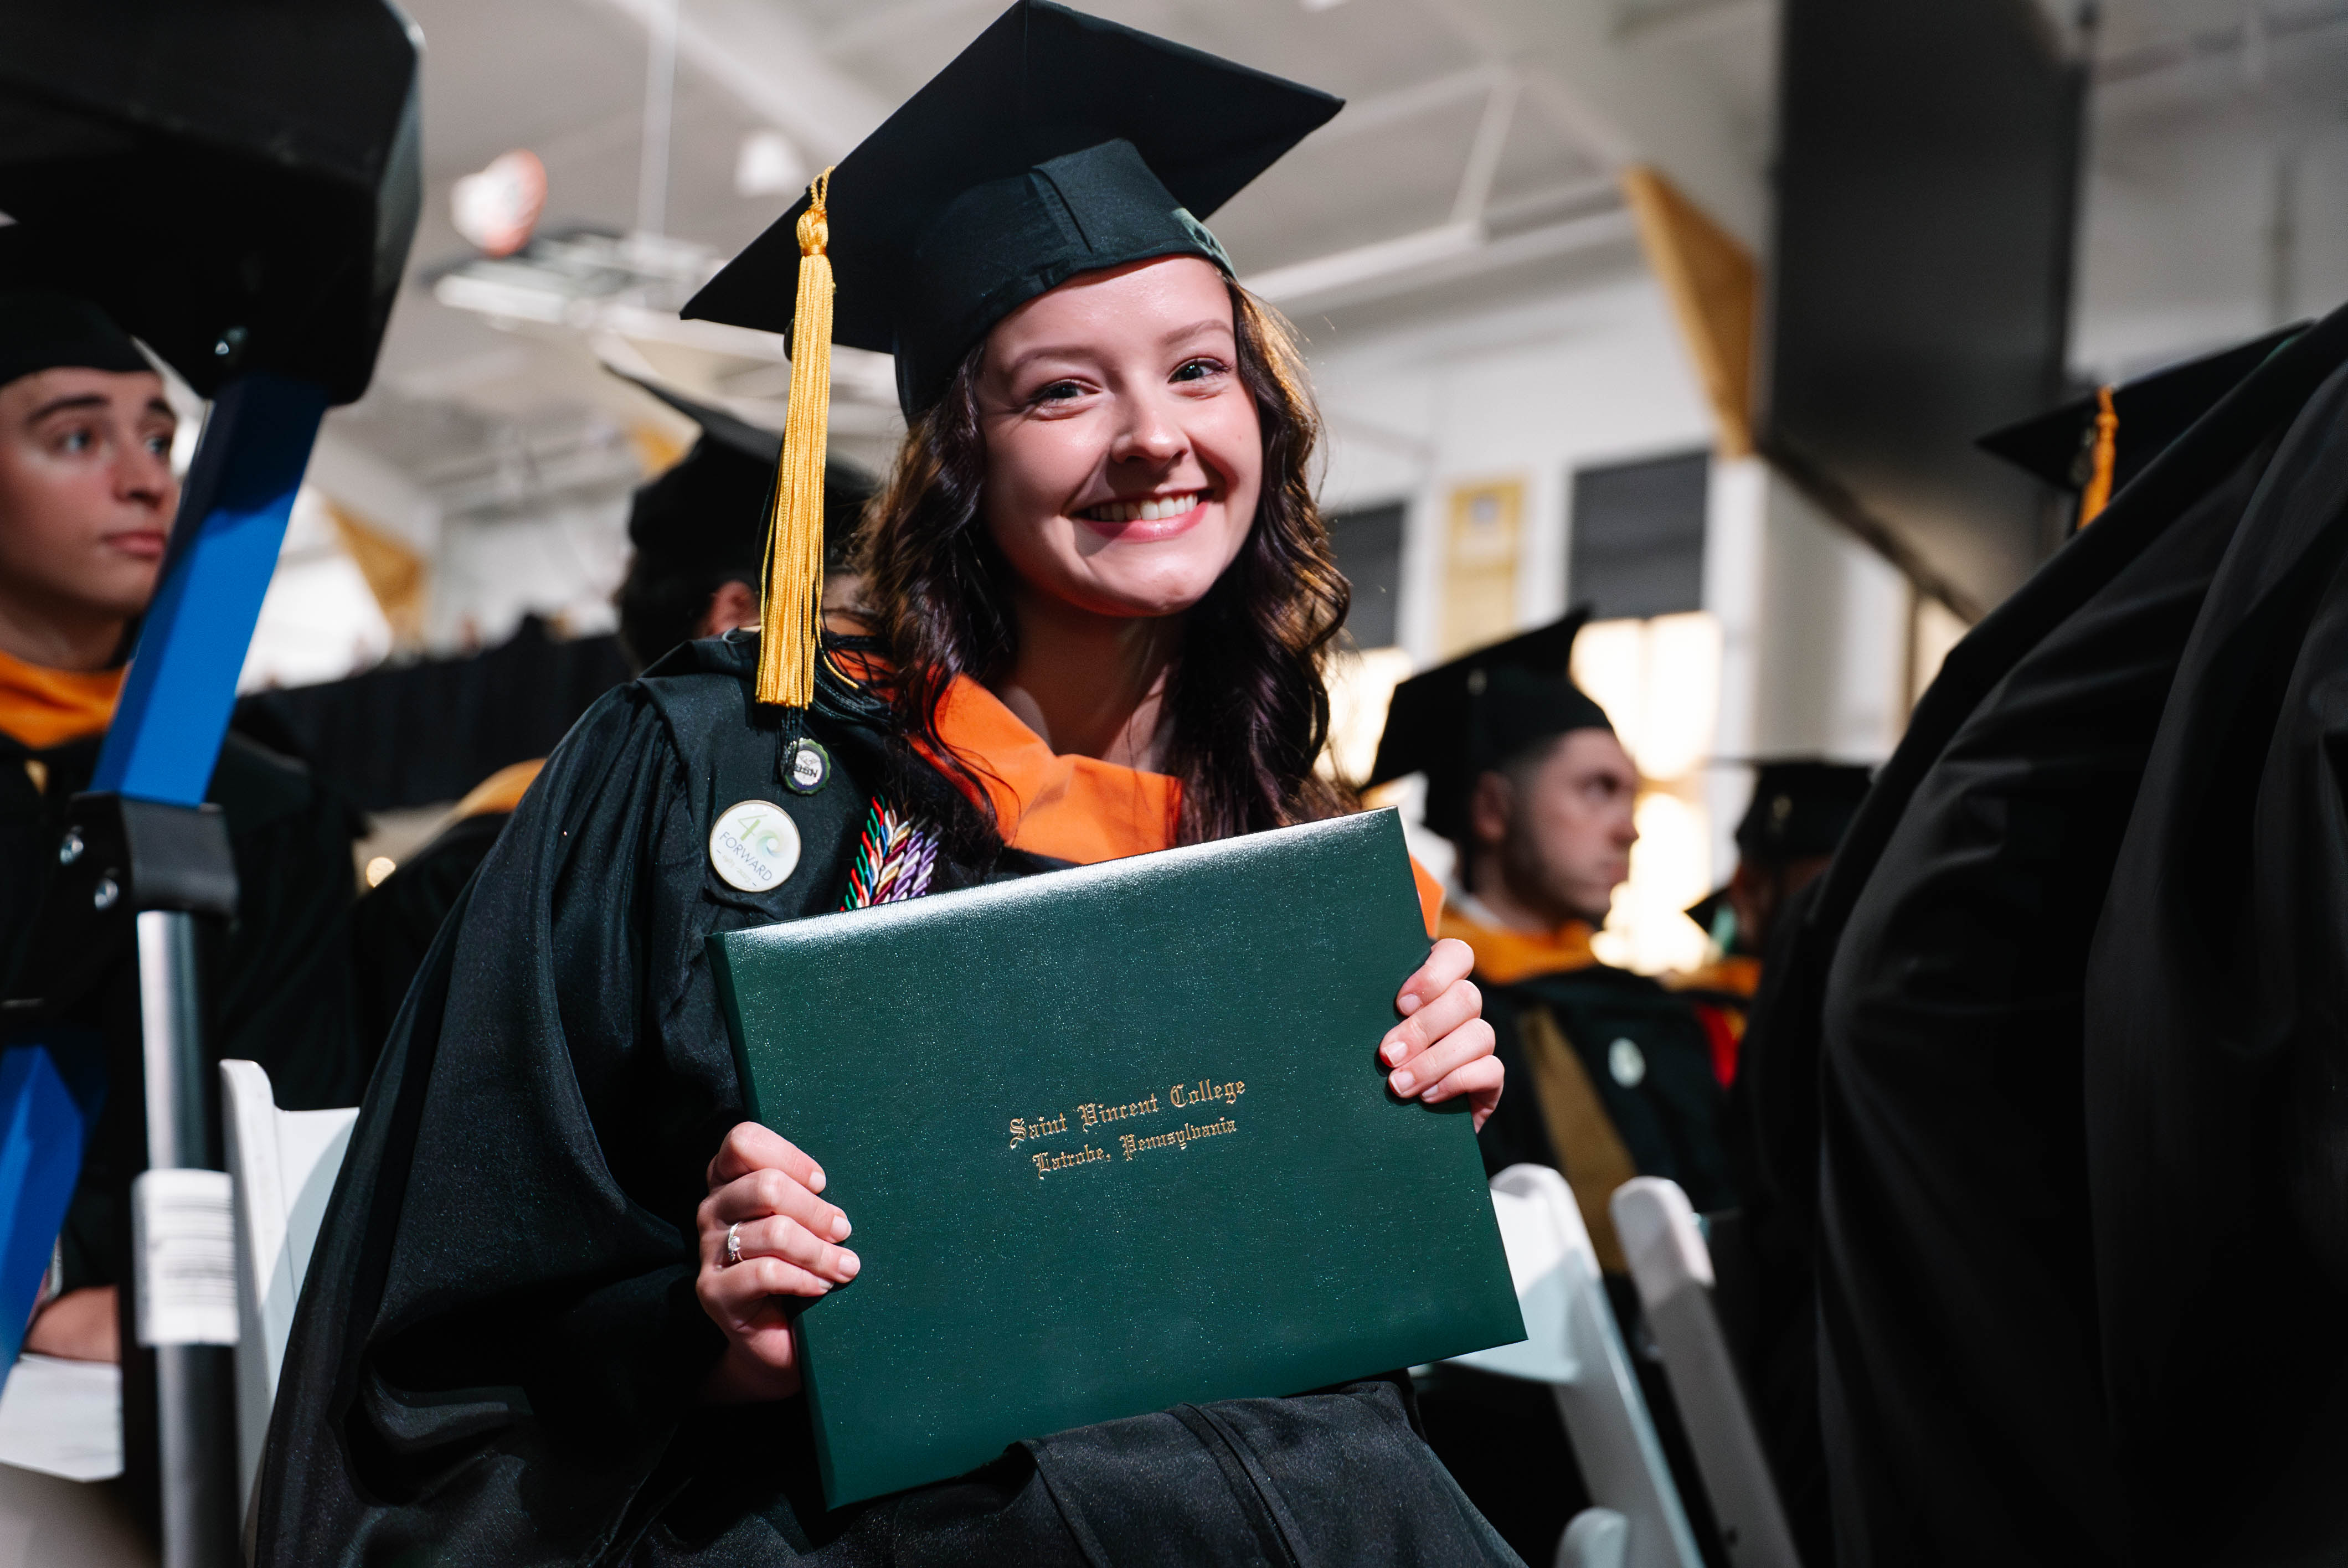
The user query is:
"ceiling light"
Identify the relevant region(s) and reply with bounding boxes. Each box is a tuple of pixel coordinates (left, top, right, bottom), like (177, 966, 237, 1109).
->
(451, 150, 548, 258)
(735, 128, 810, 199)
(1301, 0, 1354, 11)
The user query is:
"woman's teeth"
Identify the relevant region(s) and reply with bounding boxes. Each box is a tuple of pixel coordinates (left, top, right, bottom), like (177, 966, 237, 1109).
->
(1085, 491, 1201, 524)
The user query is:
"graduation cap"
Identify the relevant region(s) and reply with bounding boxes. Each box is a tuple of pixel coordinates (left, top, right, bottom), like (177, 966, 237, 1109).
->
(1367, 611, 1615, 845)
(1976, 324, 2305, 525)
(610, 369, 873, 572)
(1682, 758, 1872, 943)
(0, 0, 421, 405)
(0, 292, 151, 390)
(1732, 759, 1871, 861)
(679, 0, 1340, 712)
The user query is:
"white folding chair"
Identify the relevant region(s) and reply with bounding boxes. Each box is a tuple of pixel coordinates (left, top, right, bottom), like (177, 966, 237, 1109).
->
(218, 1060, 357, 1529)
(1448, 1163, 1705, 1568)
(1611, 1177, 1801, 1568)
(0, 1354, 145, 1566)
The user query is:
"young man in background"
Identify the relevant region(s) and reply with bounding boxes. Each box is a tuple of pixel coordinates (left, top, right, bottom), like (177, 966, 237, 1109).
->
(0, 292, 367, 1361)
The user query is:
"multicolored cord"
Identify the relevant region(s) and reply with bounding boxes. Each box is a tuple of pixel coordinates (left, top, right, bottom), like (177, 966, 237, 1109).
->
(838, 795, 940, 910)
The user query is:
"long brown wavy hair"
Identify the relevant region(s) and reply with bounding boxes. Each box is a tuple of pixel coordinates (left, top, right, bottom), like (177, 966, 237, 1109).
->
(856, 276, 1353, 847)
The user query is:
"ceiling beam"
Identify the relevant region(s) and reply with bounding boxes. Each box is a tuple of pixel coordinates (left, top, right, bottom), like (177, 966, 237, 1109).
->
(1407, 0, 1767, 243)
(1242, 204, 1637, 317)
(1449, 71, 1520, 224)
(1312, 64, 1506, 142)
(583, 0, 888, 162)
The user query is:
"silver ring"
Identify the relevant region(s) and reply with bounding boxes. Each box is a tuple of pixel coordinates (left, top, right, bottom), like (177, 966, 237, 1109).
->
(725, 1221, 744, 1267)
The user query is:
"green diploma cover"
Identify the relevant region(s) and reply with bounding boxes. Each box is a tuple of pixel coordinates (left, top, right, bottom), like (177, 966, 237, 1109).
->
(709, 809, 1525, 1505)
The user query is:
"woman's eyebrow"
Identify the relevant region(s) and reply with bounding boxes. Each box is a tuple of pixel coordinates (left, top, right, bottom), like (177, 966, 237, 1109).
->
(1158, 317, 1234, 348)
(997, 343, 1097, 380)
(998, 317, 1235, 379)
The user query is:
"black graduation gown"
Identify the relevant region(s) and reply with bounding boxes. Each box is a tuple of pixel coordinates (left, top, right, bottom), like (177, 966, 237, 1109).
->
(256, 632, 1520, 1568)
(0, 723, 369, 1292)
(1729, 301, 2348, 1567)
(350, 808, 509, 1052)
(2082, 349, 2348, 1563)
(1474, 964, 1734, 1211)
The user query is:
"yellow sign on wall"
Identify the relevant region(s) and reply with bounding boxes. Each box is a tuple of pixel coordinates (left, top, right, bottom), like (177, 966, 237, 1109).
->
(1441, 478, 1523, 657)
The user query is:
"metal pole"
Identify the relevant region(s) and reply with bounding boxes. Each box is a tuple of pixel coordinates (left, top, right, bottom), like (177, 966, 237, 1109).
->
(135, 911, 238, 1568)
(137, 911, 204, 1172)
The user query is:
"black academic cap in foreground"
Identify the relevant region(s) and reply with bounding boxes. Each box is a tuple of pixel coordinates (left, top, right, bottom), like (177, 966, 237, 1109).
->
(1369, 611, 1615, 844)
(0, 0, 419, 405)
(0, 293, 151, 390)
(611, 370, 873, 572)
(1976, 324, 2305, 498)
(682, 0, 1340, 417)
(1732, 759, 1872, 862)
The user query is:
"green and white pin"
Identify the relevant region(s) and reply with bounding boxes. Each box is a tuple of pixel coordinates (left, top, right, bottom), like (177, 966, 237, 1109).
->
(710, 800, 801, 892)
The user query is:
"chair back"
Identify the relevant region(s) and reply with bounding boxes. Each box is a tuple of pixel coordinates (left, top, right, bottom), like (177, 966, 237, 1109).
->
(1450, 1163, 1704, 1568)
(1611, 1177, 1802, 1568)
(218, 1059, 357, 1518)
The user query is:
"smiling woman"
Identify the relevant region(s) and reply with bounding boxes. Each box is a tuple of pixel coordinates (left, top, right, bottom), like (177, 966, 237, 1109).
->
(256, 5, 1515, 1565)
(867, 255, 1347, 832)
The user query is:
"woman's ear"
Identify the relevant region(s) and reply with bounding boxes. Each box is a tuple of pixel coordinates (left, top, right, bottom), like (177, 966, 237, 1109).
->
(698, 577, 761, 639)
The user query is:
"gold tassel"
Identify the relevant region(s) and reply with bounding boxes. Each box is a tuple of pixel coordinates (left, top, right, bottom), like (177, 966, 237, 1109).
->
(2079, 383, 2119, 528)
(756, 167, 837, 708)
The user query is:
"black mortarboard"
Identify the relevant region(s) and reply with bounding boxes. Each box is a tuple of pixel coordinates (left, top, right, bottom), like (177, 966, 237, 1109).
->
(612, 371, 873, 571)
(1976, 324, 2305, 498)
(1733, 759, 1872, 861)
(0, 292, 151, 390)
(1368, 611, 1616, 845)
(682, 0, 1341, 419)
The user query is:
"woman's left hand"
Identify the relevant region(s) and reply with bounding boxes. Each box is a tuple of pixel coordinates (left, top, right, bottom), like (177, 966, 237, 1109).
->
(1384, 937, 1502, 1131)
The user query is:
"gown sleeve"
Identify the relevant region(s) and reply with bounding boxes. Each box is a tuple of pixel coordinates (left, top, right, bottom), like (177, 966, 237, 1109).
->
(257, 683, 748, 1565)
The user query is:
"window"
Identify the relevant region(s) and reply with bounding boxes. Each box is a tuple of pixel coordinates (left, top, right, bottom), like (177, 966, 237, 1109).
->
(1567, 450, 1709, 619)
(1325, 500, 1405, 649)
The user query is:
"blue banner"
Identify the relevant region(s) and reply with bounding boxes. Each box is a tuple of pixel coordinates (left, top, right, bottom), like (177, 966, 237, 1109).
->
(94, 372, 329, 806)
(0, 1035, 106, 1378)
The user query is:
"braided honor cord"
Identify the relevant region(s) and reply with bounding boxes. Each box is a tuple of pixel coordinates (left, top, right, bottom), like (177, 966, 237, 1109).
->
(838, 795, 940, 910)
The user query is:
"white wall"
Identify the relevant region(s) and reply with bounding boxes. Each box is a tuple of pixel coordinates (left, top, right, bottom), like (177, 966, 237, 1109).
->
(1304, 269, 1719, 665)
(1304, 269, 1912, 899)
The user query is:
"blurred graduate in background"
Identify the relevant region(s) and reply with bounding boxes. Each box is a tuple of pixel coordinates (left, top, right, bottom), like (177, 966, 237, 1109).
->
(348, 378, 872, 1049)
(1371, 612, 1734, 1249)
(1370, 612, 1732, 1565)
(0, 292, 368, 1362)
(1673, 759, 1870, 1060)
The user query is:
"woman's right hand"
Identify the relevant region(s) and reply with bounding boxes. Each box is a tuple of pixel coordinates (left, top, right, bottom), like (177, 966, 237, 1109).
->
(695, 1121, 860, 1404)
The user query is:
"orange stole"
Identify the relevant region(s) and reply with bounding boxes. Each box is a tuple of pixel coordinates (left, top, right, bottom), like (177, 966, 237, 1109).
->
(452, 758, 545, 821)
(920, 673, 1443, 935)
(0, 647, 123, 751)
(1436, 906, 1602, 985)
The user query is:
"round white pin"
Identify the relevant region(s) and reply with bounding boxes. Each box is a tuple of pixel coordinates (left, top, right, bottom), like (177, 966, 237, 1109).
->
(1608, 1036, 1647, 1089)
(709, 800, 801, 893)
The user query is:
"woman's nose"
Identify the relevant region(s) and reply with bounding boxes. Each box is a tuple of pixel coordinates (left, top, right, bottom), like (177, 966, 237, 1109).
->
(1110, 391, 1185, 466)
